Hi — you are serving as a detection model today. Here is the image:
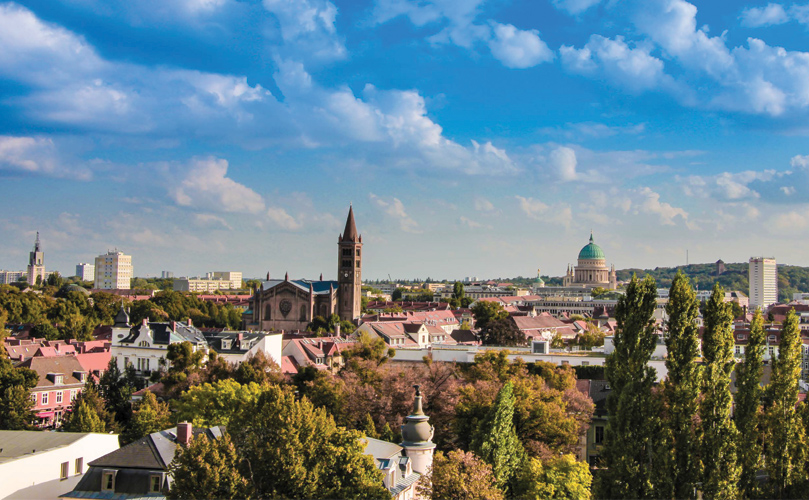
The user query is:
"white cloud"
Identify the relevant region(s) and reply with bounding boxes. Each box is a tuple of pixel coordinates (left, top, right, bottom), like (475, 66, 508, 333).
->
(459, 216, 483, 228)
(266, 207, 303, 230)
(0, 135, 90, 179)
(515, 195, 573, 227)
(560, 35, 675, 92)
(516, 195, 549, 219)
(633, 187, 689, 225)
(791, 154, 809, 168)
(370, 194, 421, 233)
(538, 122, 646, 140)
(740, 3, 789, 27)
(371, 0, 553, 69)
(549, 146, 578, 181)
(552, 0, 603, 15)
(474, 197, 495, 212)
(488, 22, 553, 69)
(194, 213, 233, 229)
(262, 0, 346, 62)
(769, 210, 809, 231)
(171, 157, 266, 214)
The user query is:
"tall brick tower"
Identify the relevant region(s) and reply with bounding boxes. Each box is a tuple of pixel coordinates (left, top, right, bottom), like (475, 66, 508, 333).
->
(337, 205, 362, 322)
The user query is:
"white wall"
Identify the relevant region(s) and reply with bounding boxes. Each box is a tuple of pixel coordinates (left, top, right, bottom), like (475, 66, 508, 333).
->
(0, 433, 119, 499)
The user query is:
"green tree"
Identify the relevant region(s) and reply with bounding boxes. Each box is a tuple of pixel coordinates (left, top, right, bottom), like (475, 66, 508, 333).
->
(61, 399, 104, 433)
(98, 358, 135, 425)
(513, 455, 592, 500)
(229, 384, 389, 499)
(173, 379, 263, 428)
(168, 433, 250, 500)
(735, 309, 766, 499)
(763, 310, 808, 498)
(479, 317, 525, 346)
(163, 341, 206, 386)
(62, 382, 116, 432)
(470, 301, 508, 331)
(596, 275, 666, 499)
(417, 449, 504, 500)
(120, 390, 170, 445)
(662, 272, 702, 499)
(0, 356, 38, 430)
(453, 282, 465, 301)
(699, 284, 740, 499)
(471, 381, 525, 493)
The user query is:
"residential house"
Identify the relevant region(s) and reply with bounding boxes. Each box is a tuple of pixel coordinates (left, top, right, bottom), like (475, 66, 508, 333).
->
(0, 431, 119, 499)
(19, 356, 88, 428)
(63, 423, 224, 500)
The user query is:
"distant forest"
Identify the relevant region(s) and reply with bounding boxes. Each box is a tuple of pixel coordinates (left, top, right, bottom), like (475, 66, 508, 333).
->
(616, 262, 809, 302)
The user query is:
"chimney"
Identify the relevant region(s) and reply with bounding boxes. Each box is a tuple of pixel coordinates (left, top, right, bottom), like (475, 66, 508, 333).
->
(142, 318, 148, 326)
(177, 422, 192, 446)
(335, 323, 341, 337)
(187, 318, 193, 327)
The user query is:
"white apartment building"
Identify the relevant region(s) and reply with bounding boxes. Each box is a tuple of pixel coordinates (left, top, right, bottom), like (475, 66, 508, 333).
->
(94, 251, 132, 290)
(173, 271, 242, 292)
(75, 263, 95, 281)
(749, 257, 777, 311)
(0, 270, 25, 284)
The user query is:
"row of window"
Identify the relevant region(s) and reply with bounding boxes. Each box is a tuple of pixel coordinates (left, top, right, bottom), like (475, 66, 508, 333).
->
(33, 389, 78, 406)
(60, 458, 83, 479)
(101, 470, 162, 493)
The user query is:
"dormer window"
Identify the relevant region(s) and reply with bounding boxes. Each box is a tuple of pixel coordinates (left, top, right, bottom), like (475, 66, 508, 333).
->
(221, 340, 231, 350)
(102, 470, 116, 491)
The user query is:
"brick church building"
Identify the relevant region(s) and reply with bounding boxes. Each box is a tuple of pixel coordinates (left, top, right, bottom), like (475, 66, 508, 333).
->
(243, 206, 363, 331)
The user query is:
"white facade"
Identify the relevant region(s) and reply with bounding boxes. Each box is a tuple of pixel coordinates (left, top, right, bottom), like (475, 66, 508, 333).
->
(173, 271, 242, 292)
(94, 251, 132, 290)
(0, 431, 119, 499)
(0, 270, 25, 284)
(749, 257, 777, 311)
(214, 333, 283, 367)
(75, 263, 95, 281)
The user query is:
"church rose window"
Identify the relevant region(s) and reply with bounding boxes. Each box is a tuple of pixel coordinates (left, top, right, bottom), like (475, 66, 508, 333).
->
(280, 300, 292, 317)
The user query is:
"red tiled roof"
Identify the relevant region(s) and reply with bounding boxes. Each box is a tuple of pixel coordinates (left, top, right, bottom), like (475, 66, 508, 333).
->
(76, 351, 112, 374)
(281, 356, 298, 374)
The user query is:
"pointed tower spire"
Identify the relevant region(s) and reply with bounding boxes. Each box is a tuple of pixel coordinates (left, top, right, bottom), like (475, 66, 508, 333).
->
(341, 205, 359, 242)
(284, 271, 289, 281)
(589, 231, 594, 243)
(320, 273, 323, 281)
(266, 272, 270, 281)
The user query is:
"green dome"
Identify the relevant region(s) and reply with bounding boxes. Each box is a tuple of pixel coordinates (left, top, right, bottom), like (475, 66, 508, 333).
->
(578, 234, 605, 260)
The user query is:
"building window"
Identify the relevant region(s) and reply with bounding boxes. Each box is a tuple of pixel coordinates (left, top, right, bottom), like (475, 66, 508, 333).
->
(75, 458, 83, 475)
(60, 462, 69, 480)
(31, 393, 37, 404)
(342, 260, 351, 268)
(55, 391, 63, 404)
(595, 426, 604, 444)
(300, 305, 307, 322)
(356, 249, 361, 257)
(42, 392, 49, 405)
(102, 471, 116, 491)
(150, 475, 162, 493)
(342, 248, 351, 256)
(735, 346, 741, 355)
(139, 341, 149, 347)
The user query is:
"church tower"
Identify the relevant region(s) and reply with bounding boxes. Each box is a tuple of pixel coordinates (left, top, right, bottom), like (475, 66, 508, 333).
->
(337, 206, 362, 322)
(27, 232, 45, 286)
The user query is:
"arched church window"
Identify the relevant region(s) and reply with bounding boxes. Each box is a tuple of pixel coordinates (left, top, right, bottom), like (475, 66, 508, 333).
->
(320, 304, 327, 317)
(300, 305, 307, 321)
(265, 304, 272, 320)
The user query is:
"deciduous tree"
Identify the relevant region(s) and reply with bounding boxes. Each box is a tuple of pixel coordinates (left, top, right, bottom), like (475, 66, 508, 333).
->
(699, 284, 739, 499)
(735, 309, 766, 499)
(120, 390, 170, 445)
(173, 379, 263, 428)
(513, 454, 592, 500)
(417, 449, 504, 500)
(168, 433, 249, 500)
(596, 275, 667, 499)
(763, 310, 808, 498)
(0, 355, 37, 430)
(662, 272, 702, 499)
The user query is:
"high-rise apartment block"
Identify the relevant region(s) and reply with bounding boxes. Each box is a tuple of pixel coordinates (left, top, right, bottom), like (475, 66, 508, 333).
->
(27, 233, 45, 286)
(749, 257, 777, 311)
(76, 263, 95, 281)
(94, 251, 133, 290)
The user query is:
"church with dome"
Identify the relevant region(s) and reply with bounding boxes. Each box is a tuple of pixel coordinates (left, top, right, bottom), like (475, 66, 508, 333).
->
(562, 233, 617, 290)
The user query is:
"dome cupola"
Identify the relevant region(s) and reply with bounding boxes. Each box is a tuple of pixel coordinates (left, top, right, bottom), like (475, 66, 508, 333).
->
(401, 385, 434, 448)
(578, 232, 605, 261)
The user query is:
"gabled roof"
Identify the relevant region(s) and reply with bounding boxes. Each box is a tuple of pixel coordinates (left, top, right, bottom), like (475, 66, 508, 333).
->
(76, 351, 112, 374)
(19, 356, 85, 388)
(260, 279, 338, 294)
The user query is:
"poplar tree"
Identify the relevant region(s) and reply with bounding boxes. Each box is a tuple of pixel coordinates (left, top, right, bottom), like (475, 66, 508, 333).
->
(699, 284, 739, 499)
(763, 310, 807, 498)
(596, 275, 666, 499)
(735, 309, 765, 499)
(471, 381, 526, 494)
(662, 272, 702, 499)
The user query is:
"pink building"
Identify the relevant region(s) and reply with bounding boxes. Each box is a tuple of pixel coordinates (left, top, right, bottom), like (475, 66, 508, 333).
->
(19, 356, 88, 428)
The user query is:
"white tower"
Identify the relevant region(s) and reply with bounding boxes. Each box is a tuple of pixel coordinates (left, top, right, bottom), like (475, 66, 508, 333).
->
(749, 257, 777, 311)
(400, 385, 436, 477)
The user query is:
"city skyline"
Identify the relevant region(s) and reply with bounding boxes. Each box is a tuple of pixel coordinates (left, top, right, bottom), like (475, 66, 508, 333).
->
(1, 0, 807, 278)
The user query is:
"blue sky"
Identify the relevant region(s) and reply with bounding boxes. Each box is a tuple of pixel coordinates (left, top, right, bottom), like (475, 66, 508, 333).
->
(1, 0, 808, 281)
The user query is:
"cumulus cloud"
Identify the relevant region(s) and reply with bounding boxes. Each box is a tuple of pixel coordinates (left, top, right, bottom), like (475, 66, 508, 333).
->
(266, 206, 303, 230)
(370, 194, 421, 233)
(0, 135, 90, 179)
(633, 187, 689, 225)
(546, 146, 576, 181)
(171, 157, 266, 214)
(740, 3, 790, 27)
(194, 213, 233, 229)
(488, 22, 553, 69)
(560, 35, 676, 93)
(263, 0, 346, 61)
(371, 0, 553, 68)
(768, 210, 809, 231)
(474, 197, 496, 212)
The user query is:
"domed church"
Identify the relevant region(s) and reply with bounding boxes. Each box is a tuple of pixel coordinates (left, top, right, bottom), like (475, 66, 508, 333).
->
(562, 233, 617, 290)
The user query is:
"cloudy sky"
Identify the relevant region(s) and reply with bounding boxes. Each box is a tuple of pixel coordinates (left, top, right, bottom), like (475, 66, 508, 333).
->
(1, 0, 808, 281)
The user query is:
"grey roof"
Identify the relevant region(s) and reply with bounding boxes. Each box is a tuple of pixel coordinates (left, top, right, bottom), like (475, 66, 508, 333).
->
(120, 323, 206, 346)
(0, 431, 96, 464)
(260, 279, 338, 294)
(363, 437, 404, 460)
(390, 472, 421, 496)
